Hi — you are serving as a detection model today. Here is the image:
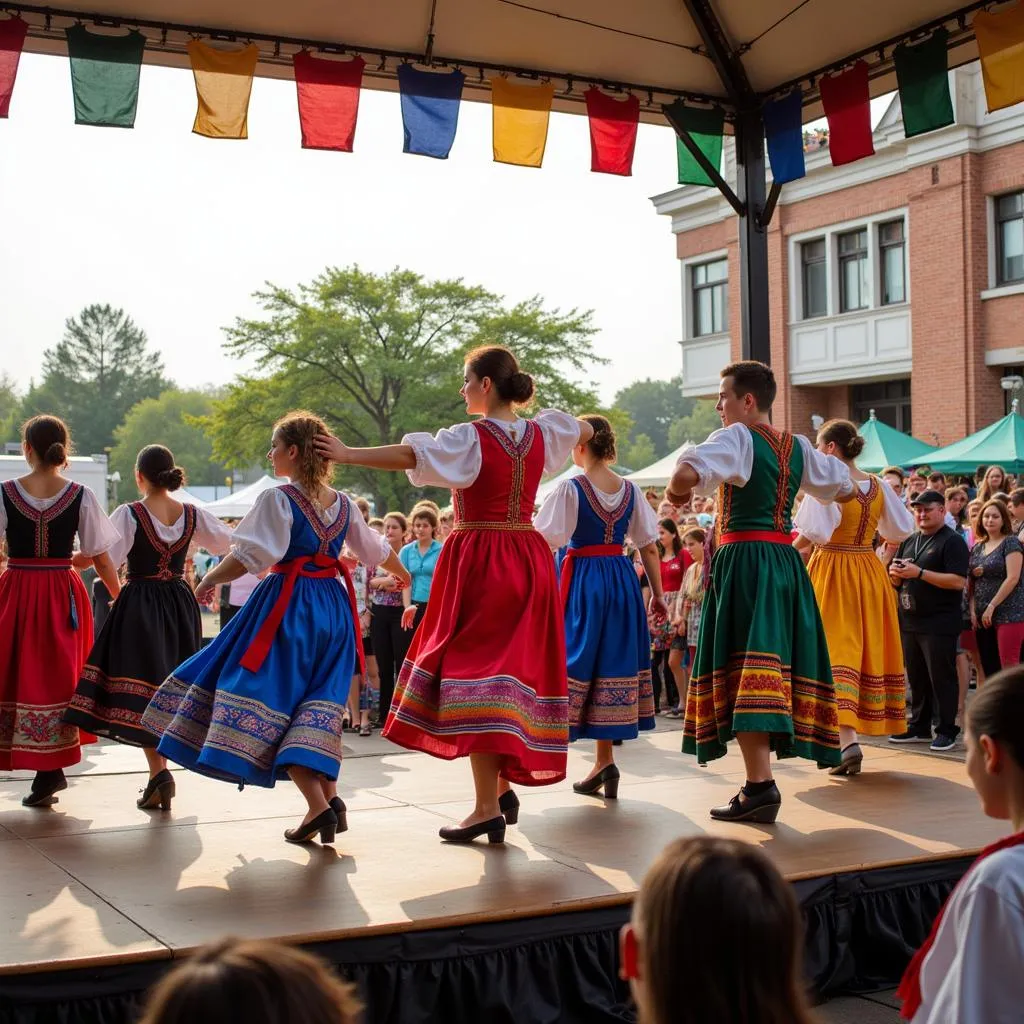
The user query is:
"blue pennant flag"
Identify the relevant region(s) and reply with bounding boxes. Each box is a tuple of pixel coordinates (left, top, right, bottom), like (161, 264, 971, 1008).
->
(763, 89, 805, 185)
(397, 64, 465, 159)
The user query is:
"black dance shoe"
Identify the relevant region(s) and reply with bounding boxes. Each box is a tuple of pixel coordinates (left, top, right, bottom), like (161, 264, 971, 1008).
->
(439, 815, 506, 844)
(572, 763, 620, 799)
(284, 807, 339, 845)
(498, 790, 520, 825)
(829, 743, 864, 777)
(22, 769, 67, 808)
(710, 783, 782, 823)
(328, 796, 350, 833)
(137, 769, 176, 811)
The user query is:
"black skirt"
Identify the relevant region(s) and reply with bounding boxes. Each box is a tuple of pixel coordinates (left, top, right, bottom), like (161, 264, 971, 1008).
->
(64, 578, 202, 748)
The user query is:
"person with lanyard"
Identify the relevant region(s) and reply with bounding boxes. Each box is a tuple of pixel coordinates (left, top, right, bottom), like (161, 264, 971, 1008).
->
(399, 507, 443, 635)
(888, 489, 969, 752)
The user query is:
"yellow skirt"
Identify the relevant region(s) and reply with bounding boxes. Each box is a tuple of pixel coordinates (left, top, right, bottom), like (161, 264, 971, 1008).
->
(806, 546, 906, 735)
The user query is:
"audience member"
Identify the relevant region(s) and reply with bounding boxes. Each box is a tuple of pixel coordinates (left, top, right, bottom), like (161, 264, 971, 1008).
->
(968, 500, 1024, 672)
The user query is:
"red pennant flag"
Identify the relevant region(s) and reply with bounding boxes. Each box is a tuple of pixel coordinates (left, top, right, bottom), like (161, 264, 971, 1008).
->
(820, 61, 874, 166)
(585, 88, 640, 176)
(293, 51, 365, 152)
(0, 15, 29, 118)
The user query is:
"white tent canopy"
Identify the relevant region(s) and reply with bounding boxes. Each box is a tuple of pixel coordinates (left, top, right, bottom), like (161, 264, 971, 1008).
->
(176, 488, 207, 507)
(204, 475, 285, 519)
(535, 464, 584, 504)
(625, 445, 687, 489)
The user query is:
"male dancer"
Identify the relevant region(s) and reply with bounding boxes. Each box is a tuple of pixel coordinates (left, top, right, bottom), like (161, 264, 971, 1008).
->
(666, 361, 855, 822)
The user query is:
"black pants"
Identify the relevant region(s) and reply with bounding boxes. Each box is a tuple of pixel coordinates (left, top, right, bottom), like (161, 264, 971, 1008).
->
(651, 649, 680, 712)
(901, 631, 960, 739)
(371, 605, 408, 720)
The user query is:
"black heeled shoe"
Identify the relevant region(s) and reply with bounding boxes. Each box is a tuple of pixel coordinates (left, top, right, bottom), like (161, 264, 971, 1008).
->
(573, 763, 620, 799)
(22, 769, 68, 807)
(829, 743, 863, 777)
(137, 769, 176, 811)
(498, 790, 520, 825)
(328, 796, 350, 833)
(439, 815, 506, 844)
(284, 807, 339, 845)
(710, 783, 781, 823)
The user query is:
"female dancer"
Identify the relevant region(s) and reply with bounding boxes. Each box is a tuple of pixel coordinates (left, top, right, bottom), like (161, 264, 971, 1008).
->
(142, 412, 408, 845)
(316, 346, 592, 843)
(794, 419, 914, 774)
(650, 519, 689, 716)
(534, 415, 664, 797)
(65, 445, 232, 810)
(0, 416, 120, 806)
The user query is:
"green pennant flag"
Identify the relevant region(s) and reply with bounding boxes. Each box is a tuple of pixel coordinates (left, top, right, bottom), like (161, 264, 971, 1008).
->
(893, 27, 954, 138)
(664, 100, 724, 186)
(65, 24, 146, 127)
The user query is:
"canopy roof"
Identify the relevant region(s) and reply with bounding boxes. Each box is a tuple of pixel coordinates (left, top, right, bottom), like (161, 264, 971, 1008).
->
(856, 411, 937, 474)
(907, 409, 1024, 475)
(16, 1, 987, 120)
(176, 488, 208, 507)
(203, 474, 284, 518)
(626, 444, 687, 488)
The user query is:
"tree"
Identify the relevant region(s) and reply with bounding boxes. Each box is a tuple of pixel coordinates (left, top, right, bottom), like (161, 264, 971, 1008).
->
(0, 372, 20, 444)
(19, 304, 170, 456)
(667, 400, 721, 449)
(109, 389, 229, 488)
(612, 376, 693, 458)
(621, 432, 656, 472)
(203, 266, 606, 511)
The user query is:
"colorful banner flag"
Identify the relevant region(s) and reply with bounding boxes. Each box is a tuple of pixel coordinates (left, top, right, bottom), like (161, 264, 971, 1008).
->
(762, 89, 805, 184)
(0, 15, 28, 119)
(893, 28, 954, 137)
(973, 4, 1024, 113)
(397, 64, 465, 159)
(187, 39, 260, 139)
(292, 51, 364, 152)
(65, 25, 146, 128)
(820, 61, 874, 166)
(663, 100, 724, 186)
(584, 88, 639, 176)
(491, 77, 554, 168)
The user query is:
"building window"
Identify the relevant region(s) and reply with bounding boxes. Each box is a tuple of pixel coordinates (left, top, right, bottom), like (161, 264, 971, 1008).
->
(851, 379, 912, 434)
(691, 258, 728, 337)
(801, 239, 827, 319)
(996, 192, 1024, 286)
(838, 229, 869, 312)
(879, 219, 906, 305)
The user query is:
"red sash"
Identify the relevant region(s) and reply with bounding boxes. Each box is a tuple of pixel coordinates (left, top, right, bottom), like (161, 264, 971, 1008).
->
(238, 553, 365, 678)
(718, 530, 793, 546)
(559, 544, 623, 606)
(897, 830, 1024, 1019)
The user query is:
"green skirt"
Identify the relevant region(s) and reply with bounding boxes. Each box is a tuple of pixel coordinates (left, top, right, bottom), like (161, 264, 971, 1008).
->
(682, 541, 841, 766)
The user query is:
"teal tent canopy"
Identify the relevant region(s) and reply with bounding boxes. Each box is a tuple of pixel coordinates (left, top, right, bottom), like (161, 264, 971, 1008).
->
(855, 410, 936, 473)
(906, 406, 1024, 475)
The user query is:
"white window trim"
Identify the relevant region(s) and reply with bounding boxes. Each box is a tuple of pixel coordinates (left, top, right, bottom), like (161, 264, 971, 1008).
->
(681, 249, 729, 342)
(788, 208, 911, 324)
(988, 189, 1024, 291)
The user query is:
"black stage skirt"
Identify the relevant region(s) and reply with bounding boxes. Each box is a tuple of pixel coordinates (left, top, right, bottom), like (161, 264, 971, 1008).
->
(64, 579, 202, 748)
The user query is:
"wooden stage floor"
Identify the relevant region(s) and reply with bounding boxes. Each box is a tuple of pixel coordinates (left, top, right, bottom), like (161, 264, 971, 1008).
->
(0, 725, 1002, 977)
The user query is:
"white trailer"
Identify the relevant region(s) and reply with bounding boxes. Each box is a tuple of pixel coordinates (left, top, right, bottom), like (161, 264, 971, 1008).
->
(0, 454, 112, 510)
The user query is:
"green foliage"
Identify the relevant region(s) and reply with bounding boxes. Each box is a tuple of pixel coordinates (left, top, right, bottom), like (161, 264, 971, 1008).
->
(611, 375, 692, 458)
(0, 372, 20, 444)
(18, 304, 170, 456)
(203, 266, 605, 511)
(667, 400, 721, 449)
(109, 389, 228, 488)
(621, 432, 656, 472)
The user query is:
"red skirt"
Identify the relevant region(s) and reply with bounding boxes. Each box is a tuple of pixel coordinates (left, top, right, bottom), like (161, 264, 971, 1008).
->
(383, 527, 568, 786)
(0, 564, 94, 771)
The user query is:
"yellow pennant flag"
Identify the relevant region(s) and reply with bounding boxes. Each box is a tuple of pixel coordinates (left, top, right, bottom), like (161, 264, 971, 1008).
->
(973, 4, 1024, 112)
(491, 77, 554, 168)
(188, 39, 260, 138)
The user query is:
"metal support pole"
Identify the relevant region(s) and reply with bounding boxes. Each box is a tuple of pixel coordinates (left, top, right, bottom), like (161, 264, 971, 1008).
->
(735, 108, 771, 365)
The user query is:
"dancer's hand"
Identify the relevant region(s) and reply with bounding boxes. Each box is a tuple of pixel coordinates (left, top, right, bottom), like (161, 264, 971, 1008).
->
(195, 578, 215, 604)
(648, 594, 668, 620)
(401, 606, 416, 630)
(314, 433, 351, 464)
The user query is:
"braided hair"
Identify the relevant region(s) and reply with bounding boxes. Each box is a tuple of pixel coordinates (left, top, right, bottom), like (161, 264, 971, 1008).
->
(272, 411, 335, 505)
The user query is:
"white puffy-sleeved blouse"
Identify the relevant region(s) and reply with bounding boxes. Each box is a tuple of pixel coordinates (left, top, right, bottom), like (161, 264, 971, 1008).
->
(402, 410, 582, 489)
(534, 478, 660, 550)
(677, 422, 854, 502)
(0, 480, 119, 557)
(230, 488, 391, 576)
(794, 477, 915, 546)
(105, 503, 234, 570)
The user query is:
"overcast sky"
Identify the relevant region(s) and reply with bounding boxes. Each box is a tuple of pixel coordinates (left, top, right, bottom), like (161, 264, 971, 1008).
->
(0, 52, 692, 405)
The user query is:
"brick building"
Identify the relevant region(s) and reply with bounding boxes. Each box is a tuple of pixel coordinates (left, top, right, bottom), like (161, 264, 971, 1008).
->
(652, 62, 1024, 447)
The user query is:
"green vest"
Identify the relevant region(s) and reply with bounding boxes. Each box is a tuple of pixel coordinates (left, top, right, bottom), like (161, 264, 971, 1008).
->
(717, 425, 804, 535)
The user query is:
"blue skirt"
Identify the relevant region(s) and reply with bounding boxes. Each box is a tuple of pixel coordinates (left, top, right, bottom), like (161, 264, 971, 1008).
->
(142, 573, 357, 787)
(564, 554, 655, 741)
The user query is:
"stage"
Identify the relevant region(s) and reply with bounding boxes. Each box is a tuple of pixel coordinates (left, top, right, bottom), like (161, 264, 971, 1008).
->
(0, 725, 1000, 1023)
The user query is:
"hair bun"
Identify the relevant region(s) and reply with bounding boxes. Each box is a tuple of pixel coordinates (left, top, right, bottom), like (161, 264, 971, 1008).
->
(44, 442, 66, 467)
(156, 466, 186, 491)
(845, 436, 866, 458)
(509, 371, 535, 403)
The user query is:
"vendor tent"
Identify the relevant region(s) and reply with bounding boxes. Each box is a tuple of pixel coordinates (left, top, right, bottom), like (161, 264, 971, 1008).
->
(906, 407, 1024, 475)
(856, 410, 937, 473)
(203, 475, 285, 518)
(626, 445, 688, 489)
(536, 464, 584, 504)
(176, 488, 207, 506)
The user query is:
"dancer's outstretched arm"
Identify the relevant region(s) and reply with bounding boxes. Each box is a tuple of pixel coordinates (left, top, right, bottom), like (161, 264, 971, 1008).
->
(315, 435, 416, 471)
